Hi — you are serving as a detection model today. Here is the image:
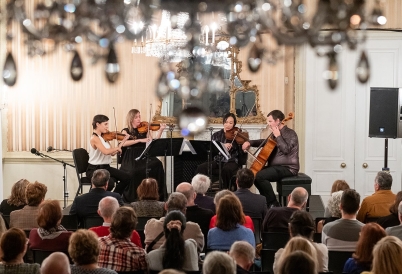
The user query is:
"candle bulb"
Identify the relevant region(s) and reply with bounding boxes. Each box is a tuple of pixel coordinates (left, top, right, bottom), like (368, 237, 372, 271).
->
(205, 26, 209, 46)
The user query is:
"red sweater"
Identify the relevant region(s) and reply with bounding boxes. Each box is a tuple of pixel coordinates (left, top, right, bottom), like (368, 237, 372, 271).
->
(89, 225, 142, 248)
(209, 215, 255, 232)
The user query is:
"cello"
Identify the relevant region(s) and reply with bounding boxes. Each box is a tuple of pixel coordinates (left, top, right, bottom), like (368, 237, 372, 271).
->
(248, 112, 294, 175)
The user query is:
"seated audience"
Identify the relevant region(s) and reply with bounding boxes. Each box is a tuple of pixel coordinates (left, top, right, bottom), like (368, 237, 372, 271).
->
(70, 169, 124, 224)
(209, 190, 254, 232)
(317, 190, 343, 233)
(324, 179, 350, 217)
(234, 168, 267, 219)
(131, 178, 165, 217)
(0, 179, 29, 215)
(0, 228, 40, 274)
(229, 241, 255, 274)
(147, 210, 199, 272)
(203, 251, 237, 274)
(385, 201, 402, 240)
(192, 174, 215, 213)
(274, 211, 328, 273)
(357, 171, 396, 223)
(278, 250, 316, 274)
(159, 270, 185, 274)
(377, 191, 402, 229)
(144, 192, 204, 252)
(343, 223, 386, 274)
(322, 189, 364, 251)
(89, 197, 142, 247)
(10, 181, 47, 230)
(41, 252, 71, 274)
(207, 195, 255, 250)
(68, 229, 117, 274)
(29, 199, 72, 251)
(361, 236, 402, 274)
(98, 207, 147, 272)
(263, 187, 308, 233)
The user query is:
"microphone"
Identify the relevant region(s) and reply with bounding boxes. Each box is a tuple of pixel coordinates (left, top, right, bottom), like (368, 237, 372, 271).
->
(30, 148, 42, 157)
(47, 146, 54, 152)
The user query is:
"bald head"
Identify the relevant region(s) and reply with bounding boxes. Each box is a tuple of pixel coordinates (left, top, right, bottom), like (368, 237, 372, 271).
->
(288, 187, 308, 209)
(98, 196, 119, 222)
(176, 182, 196, 206)
(41, 252, 70, 274)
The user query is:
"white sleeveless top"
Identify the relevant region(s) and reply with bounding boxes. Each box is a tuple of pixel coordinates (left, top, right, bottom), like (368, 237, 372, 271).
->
(88, 135, 112, 165)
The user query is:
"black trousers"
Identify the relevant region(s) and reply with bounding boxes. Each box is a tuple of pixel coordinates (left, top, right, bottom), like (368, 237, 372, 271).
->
(254, 166, 294, 204)
(196, 160, 239, 189)
(86, 164, 132, 194)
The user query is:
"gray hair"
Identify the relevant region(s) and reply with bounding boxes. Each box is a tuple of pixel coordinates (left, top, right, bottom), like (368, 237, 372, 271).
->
(229, 241, 255, 265)
(166, 192, 187, 212)
(191, 174, 211, 194)
(290, 187, 309, 206)
(213, 190, 234, 205)
(98, 196, 119, 218)
(327, 190, 343, 218)
(203, 251, 236, 274)
(375, 171, 393, 190)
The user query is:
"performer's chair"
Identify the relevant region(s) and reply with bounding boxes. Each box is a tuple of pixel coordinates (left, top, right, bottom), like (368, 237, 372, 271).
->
(276, 173, 312, 211)
(72, 148, 92, 197)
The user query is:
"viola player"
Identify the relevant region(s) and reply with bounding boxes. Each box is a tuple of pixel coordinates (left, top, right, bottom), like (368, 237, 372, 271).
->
(242, 110, 299, 208)
(196, 113, 241, 189)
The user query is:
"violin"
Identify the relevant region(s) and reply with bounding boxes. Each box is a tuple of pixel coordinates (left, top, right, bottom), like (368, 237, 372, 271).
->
(137, 121, 162, 134)
(102, 131, 135, 142)
(225, 127, 250, 145)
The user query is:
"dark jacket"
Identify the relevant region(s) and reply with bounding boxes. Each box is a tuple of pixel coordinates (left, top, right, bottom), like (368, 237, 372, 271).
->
(234, 188, 267, 219)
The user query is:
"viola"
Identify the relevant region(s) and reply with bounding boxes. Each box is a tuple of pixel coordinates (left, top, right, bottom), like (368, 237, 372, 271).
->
(137, 121, 163, 134)
(225, 127, 250, 145)
(102, 131, 134, 142)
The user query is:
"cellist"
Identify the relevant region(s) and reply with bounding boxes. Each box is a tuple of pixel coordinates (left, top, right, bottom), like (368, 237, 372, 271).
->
(242, 110, 299, 208)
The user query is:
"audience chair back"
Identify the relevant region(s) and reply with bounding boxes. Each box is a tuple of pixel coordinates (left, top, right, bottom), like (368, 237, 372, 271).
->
(328, 250, 353, 274)
(60, 214, 78, 231)
(136, 216, 159, 247)
(261, 248, 276, 274)
(252, 217, 262, 245)
(313, 232, 322, 243)
(1, 214, 10, 229)
(72, 148, 92, 197)
(31, 249, 73, 265)
(82, 215, 104, 229)
(262, 232, 290, 250)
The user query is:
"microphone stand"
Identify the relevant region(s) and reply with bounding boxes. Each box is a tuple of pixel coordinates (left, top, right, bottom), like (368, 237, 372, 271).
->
(169, 124, 175, 195)
(207, 127, 214, 192)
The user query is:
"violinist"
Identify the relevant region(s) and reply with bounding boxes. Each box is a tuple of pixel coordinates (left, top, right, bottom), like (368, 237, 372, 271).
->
(87, 114, 133, 194)
(196, 113, 241, 189)
(119, 109, 167, 202)
(242, 110, 299, 208)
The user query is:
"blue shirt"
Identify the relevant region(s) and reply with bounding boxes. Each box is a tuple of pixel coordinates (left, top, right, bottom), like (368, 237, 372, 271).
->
(207, 224, 255, 250)
(343, 258, 370, 274)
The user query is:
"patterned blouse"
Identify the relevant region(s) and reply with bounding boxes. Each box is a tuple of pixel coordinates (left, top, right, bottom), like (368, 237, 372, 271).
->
(131, 200, 165, 218)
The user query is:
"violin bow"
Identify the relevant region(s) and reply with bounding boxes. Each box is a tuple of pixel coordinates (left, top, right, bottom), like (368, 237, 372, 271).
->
(113, 107, 118, 144)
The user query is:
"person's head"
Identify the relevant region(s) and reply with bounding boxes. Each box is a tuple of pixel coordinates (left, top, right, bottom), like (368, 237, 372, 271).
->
(165, 192, 187, 213)
(8, 179, 30, 207)
(91, 169, 110, 188)
(0, 228, 27, 263)
(223, 113, 237, 131)
(98, 196, 119, 220)
(25, 181, 47, 206)
(340, 189, 360, 215)
(176, 182, 195, 205)
(110, 206, 137, 239)
(37, 199, 62, 230)
(92, 114, 109, 130)
(68, 229, 99, 266)
(330, 179, 350, 194)
(279, 250, 316, 274)
(236, 168, 255, 189)
(327, 190, 343, 218)
(216, 195, 245, 231)
(353, 223, 386, 267)
(126, 109, 141, 131)
(191, 174, 211, 195)
(267, 110, 285, 128)
(390, 191, 402, 215)
(158, 270, 185, 274)
(371, 236, 402, 274)
(398, 201, 402, 223)
(203, 251, 237, 274)
(137, 178, 159, 200)
(288, 187, 308, 209)
(229, 241, 255, 271)
(41, 252, 71, 274)
(288, 211, 315, 239)
(375, 171, 393, 191)
(213, 189, 234, 206)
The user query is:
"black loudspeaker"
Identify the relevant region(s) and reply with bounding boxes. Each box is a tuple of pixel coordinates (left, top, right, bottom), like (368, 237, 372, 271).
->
(369, 87, 402, 138)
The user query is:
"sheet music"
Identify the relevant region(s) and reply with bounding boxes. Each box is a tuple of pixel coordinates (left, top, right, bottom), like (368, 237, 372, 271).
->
(135, 139, 154, 161)
(212, 140, 230, 160)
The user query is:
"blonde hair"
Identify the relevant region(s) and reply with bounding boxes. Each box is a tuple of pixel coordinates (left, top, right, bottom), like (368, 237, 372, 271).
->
(126, 109, 140, 132)
(371, 236, 402, 274)
(8, 179, 30, 206)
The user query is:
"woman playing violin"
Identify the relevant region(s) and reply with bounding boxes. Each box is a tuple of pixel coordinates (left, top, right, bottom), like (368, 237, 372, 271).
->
(119, 109, 167, 202)
(196, 113, 241, 189)
(87, 114, 132, 194)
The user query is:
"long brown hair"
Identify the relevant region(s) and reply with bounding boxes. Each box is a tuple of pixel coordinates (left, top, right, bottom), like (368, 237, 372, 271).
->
(330, 180, 350, 194)
(389, 191, 402, 214)
(353, 223, 386, 267)
(216, 195, 245, 231)
(137, 178, 159, 200)
(7, 179, 30, 206)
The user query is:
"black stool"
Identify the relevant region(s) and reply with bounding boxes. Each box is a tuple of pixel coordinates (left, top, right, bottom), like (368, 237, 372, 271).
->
(276, 173, 312, 211)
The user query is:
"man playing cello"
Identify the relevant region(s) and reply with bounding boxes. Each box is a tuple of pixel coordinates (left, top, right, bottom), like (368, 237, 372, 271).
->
(242, 110, 299, 208)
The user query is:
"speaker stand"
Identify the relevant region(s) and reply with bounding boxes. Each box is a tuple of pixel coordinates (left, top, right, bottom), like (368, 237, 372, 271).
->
(382, 138, 389, 172)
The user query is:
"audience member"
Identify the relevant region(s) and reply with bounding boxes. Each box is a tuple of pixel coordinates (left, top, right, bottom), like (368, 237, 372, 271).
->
(130, 178, 165, 217)
(203, 251, 236, 274)
(144, 192, 204, 251)
(385, 201, 402, 240)
(262, 187, 308, 233)
(278, 250, 316, 274)
(324, 179, 350, 217)
(0, 228, 40, 274)
(192, 174, 215, 213)
(89, 197, 142, 247)
(317, 190, 343, 233)
(29, 199, 72, 251)
(0, 179, 29, 215)
(343, 223, 386, 274)
(159, 270, 185, 274)
(357, 171, 395, 223)
(10, 181, 47, 230)
(98, 207, 147, 272)
(209, 190, 254, 232)
(147, 210, 199, 272)
(322, 189, 364, 251)
(208, 195, 255, 250)
(234, 168, 267, 219)
(229, 241, 255, 274)
(70, 169, 124, 223)
(41, 252, 71, 274)
(68, 229, 117, 274)
(377, 190, 402, 229)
